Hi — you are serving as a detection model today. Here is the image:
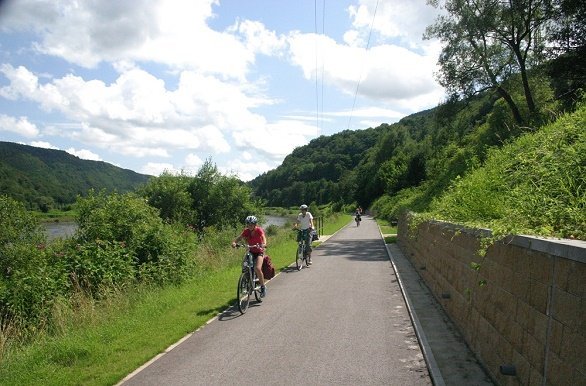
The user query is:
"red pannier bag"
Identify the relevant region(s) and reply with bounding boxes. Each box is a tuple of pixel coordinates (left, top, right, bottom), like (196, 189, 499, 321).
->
(262, 255, 275, 280)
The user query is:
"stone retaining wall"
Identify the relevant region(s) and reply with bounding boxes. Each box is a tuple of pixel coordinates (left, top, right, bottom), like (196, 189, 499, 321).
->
(397, 214, 585, 386)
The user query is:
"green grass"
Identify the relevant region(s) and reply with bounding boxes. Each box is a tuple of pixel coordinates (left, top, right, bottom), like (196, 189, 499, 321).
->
(374, 218, 398, 244)
(375, 218, 397, 235)
(0, 215, 351, 386)
(35, 208, 77, 223)
(320, 213, 352, 235)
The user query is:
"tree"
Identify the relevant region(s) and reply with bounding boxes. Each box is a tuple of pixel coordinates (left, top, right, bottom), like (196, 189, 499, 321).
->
(140, 171, 193, 224)
(187, 159, 258, 233)
(547, 0, 586, 53)
(425, 0, 555, 124)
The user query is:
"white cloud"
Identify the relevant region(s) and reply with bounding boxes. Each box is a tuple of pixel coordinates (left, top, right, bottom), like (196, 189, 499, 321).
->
(232, 118, 317, 161)
(229, 19, 287, 56)
(66, 147, 102, 161)
(0, 114, 39, 137)
(140, 162, 175, 176)
(0, 0, 255, 79)
(0, 64, 269, 156)
(0, 0, 446, 182)
(220, 158, 275, 182)
(349, 0, 438, 47)
(30, 141, 57, 149)
(287, 33, 443, 110)
(184, 153, 204, 171)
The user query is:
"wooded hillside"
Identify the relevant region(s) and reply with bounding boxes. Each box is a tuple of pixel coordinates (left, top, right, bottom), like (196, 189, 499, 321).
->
(0, 142, 151, 211)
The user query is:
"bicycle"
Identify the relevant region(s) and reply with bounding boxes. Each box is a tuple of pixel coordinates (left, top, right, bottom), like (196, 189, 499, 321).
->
(295, 229, 310, 270)
(235, 244, 264, 314)
(355, 214, 361, 226)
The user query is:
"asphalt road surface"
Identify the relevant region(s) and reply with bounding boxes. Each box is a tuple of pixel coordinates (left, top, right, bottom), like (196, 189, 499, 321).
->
(121, 216, 432, 385)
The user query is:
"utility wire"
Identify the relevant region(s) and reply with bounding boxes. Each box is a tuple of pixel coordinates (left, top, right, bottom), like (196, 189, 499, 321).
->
(347, 0, 379, 130)
(321, 0, 325, 138)
(314, 0, 326, 138)
(315, 0, 319, 137)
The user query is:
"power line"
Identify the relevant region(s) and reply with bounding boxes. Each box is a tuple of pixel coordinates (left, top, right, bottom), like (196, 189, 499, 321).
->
(315, 0, 319, 137)
(347, 0, 379, 130)
(321, 0, 325, 138)
(314, 0, 327, 138)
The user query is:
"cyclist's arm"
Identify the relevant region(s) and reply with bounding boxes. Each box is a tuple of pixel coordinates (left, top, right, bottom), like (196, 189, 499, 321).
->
(232, 232, 244, 247)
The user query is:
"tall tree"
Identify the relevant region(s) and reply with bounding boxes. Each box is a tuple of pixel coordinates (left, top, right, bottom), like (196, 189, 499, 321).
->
(547, 0, 586, 53)
(425, 0, 554, 124)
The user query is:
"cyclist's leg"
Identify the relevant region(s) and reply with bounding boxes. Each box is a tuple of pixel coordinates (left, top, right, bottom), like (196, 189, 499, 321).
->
(254, 254, 265, 286)
(305, 231, 313, 263)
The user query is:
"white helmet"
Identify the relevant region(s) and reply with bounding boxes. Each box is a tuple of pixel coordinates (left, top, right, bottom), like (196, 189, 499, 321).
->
(245, 215, 258, 224)
(299, 204, 308, 210)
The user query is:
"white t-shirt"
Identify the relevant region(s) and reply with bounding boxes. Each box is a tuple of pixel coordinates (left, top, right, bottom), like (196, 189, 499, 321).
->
(296, 212, 313, 230)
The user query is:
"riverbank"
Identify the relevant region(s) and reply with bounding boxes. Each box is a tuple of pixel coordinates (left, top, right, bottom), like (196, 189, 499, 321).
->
(42, 215, 292, 241)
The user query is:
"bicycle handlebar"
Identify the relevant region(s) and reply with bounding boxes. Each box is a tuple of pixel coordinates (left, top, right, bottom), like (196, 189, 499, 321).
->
(234, 243, 266, 249)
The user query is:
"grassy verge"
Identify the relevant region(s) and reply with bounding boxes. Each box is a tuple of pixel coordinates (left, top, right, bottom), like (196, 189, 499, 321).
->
(0, 214, 351, 386)
(375, 218, 398, 244)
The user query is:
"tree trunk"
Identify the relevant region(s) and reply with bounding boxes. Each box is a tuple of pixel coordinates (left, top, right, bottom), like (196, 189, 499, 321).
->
(496, 85, 525, 124)
(513, 47, 537, 114)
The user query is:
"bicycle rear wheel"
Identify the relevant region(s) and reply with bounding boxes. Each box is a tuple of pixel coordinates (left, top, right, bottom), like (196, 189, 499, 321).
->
(237, 272, 251, 314)
(295, 244, 304, 270)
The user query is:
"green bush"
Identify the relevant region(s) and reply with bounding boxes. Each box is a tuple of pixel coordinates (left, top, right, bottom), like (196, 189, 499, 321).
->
(64, 239, 135, 296)
(74, 190, 197, 285)
(0, 196, 67, 326)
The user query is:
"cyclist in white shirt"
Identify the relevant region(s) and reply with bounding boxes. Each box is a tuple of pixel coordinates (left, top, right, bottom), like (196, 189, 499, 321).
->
(294, 204, 315, 265)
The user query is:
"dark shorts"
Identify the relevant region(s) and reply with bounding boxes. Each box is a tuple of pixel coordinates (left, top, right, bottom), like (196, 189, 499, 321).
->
(297, 229, 313, 250)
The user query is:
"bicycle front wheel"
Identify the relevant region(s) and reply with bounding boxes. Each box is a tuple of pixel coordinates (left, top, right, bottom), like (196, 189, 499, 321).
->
(237, 272, 251, 314)
(295, 244, 304, 270)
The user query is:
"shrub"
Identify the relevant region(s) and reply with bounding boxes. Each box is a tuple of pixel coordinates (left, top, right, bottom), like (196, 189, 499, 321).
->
(74, 191, 197, 285)
(0, 196, 67, 326)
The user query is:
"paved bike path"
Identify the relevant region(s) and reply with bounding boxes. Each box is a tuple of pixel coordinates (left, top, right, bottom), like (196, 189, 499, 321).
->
(121, 216, 431, 385)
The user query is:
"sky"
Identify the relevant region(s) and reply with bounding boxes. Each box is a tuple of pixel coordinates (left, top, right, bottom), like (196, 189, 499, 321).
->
(0, 0, 445, 181)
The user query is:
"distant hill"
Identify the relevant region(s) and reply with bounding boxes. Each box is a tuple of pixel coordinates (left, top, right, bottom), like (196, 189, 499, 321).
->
(249, 108, 436, 207)
(0, 141, 151, 211)
(248, 125, 394, 207)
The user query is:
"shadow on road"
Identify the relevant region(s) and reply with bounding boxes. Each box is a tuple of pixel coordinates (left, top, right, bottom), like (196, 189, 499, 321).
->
(196, 300, 234, 318)
(279, 265, 308, 274)
(322, 239, 387, 262)
(217, 301, 263, 321)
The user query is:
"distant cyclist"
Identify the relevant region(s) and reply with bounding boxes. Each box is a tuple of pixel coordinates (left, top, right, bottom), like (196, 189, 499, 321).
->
(294, 204, 315, 265)
(232, 215, 268, 297)
(355, 207, 362, 226)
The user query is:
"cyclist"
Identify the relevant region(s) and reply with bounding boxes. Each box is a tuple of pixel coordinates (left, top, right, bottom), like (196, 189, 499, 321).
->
(232, 215, 268, 297)
(294, 204, 315, 265)
(355, 207, 362, 226)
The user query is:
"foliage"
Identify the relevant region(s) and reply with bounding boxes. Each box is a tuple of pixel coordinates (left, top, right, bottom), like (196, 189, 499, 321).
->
(140, 160, 260, 233)
(425, 0, 555, 123)
(74, 190, 197, 285)
(0, 142, 150, 211)
(547, 0, 586, 53)
(0, 196, 66, 328)
(249, 128, 384, 207)
(138, 171, 193, 224)
(0, 212, 350, 384)
(429, 104, 586, 239)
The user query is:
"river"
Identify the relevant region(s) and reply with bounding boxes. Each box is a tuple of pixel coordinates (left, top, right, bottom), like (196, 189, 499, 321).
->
(43, 215, 290, 240)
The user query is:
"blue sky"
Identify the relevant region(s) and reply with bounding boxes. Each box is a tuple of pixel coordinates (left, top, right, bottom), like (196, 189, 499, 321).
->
(0, 0, 444, 181)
